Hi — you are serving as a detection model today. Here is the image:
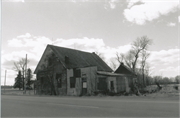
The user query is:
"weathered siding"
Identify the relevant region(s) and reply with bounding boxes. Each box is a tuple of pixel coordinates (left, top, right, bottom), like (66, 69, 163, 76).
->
(67, 66, 97, 96)
(67, 69, 76, 95)
(75, 77, 82, 96)
(116, 76, 129, 92)
(107, 77, 117, 93)
(80, 66, 97, 95)
(35, 46, 53, 72)
(54, 68, 67, 95)
(97, 75, 107, 91)
(36, 51, 67, 95)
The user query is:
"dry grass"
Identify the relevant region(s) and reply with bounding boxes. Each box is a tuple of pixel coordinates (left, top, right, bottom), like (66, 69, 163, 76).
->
(1, 88, 35, 95)
(2, 84, 180, 99)
(144, 84, 180, 98)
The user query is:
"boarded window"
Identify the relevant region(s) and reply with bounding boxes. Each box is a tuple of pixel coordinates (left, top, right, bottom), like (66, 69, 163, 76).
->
(73, 69, 81, 77)
(70, 77, 76, 88)
(56, 74, 62, 88)
(98, 77, 107, 91)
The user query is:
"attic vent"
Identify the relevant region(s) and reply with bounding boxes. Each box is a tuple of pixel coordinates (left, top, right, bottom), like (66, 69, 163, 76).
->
(65, 56, 69, 64)
(121, 62, 124, 65)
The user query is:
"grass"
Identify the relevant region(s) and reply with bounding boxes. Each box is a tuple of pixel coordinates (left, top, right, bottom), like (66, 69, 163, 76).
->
(2, 84, 180, 99)
(1, 88, 35, 95)
(143, 84, 180, 98)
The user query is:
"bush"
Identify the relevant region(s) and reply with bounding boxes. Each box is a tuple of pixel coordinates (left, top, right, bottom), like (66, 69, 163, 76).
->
(173, 85, 178, 90)
(93, 90, 107, 96)
(26, 86, 33, 90)
(93, 89, 117, 96)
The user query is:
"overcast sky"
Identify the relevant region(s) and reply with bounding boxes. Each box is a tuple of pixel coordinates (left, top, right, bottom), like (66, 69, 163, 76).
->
(1, 0, 180, 85)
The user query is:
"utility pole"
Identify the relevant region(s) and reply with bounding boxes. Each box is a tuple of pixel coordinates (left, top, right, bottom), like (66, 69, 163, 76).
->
(24, 54, 27, 94)
(4, 70, 7, 93)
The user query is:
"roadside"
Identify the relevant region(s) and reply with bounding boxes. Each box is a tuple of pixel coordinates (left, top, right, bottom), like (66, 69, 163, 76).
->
(1, 84, 180, 101)
(2, 94, 179, 117)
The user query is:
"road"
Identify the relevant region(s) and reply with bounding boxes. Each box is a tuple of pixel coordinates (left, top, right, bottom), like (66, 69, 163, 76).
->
(1, 95, 179, 117)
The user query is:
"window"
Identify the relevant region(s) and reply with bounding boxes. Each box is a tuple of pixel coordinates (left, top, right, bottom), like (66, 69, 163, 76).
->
(70, 77, 76, 88)
(110, 81, 114, 90)
(97, 77, 107, 91)
(56, 74, 62, 88)
(73, 69, 81, 77)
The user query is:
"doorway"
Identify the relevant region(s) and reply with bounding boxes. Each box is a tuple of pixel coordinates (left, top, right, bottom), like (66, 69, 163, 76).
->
(82, 77, 87, 95)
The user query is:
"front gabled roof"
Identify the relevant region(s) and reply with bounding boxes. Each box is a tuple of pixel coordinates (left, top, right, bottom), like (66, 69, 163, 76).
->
(114, 62, 136, 76)
(34, 44, 113, 73)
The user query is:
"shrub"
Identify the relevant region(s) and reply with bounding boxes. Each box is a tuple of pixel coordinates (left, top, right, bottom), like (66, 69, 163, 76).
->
(173, 85, 178, 90)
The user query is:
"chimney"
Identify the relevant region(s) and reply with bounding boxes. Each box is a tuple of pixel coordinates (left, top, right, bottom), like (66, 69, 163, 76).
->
(65, 56, 69, 64)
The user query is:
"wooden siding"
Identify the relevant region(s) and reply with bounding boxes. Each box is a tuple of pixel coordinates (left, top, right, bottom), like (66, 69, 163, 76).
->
(67, 69, 76, 95)
(107, 77, 117, 92)
(36, 51, 67, 95)
(116, 76, 127, 92)
(67, 66, 97, 96)
(80, 66, 97, 95)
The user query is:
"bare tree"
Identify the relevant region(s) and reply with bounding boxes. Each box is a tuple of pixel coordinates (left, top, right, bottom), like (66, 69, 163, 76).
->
(131, 36, 152, 73)
(124, 50, 134, 69)
(95, 51, 105, 61)
(140, 50, 150, 87)
(153, 76, 162, 89)
(116, 36, 153, 94)
(13, 58, 29, 90)
(109, 58, 118, 71)
(144, 63, 153, 85)
(175, 75, 180, 84)
(116, 52, 124, 64)
(26, 68, 33, 87)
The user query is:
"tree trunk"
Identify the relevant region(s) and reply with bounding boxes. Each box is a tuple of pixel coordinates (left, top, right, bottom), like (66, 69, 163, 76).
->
(142, 68, 145, 87)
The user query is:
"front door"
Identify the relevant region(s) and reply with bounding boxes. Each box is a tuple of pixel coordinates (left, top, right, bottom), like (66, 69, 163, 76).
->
(110, 81, 114, 92)
(82, 78, 87, 95)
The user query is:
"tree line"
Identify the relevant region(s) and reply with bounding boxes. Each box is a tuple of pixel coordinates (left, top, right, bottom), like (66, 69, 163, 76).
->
(99, 36, 179, 88)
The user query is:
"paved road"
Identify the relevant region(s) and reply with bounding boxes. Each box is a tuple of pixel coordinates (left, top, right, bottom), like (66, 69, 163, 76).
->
(1, 95, 179, 117)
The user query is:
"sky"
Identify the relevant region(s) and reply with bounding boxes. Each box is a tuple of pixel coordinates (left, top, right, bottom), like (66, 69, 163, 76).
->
(1, 0, 180, 85)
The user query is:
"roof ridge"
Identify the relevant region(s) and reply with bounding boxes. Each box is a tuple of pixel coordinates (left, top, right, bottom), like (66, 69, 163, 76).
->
(48, 44, 94, 54)
(122, 64, 134, 73)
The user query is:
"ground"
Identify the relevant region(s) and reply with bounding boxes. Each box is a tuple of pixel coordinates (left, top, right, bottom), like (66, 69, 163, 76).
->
(1, 84, 180, 117)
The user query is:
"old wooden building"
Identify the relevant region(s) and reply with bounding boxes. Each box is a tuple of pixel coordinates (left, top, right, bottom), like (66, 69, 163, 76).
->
(114, 62, 137, 90)
(34, 45, 133, 96)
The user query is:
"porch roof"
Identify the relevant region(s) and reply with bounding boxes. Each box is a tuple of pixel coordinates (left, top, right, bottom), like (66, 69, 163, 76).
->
(97, 71, 128, 77)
